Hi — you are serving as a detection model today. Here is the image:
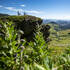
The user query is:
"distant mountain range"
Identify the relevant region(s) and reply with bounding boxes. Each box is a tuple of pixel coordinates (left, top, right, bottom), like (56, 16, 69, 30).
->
(43, 19, 70, 30)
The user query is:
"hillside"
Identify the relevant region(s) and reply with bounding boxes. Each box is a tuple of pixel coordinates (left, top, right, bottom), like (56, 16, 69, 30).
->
(0, 13, 9, 17)
(43, 19, 70, 30)
(47, 23, 70, 56)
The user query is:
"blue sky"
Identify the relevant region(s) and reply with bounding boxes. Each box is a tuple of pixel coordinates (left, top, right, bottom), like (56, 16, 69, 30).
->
(0, 0, 70, 20)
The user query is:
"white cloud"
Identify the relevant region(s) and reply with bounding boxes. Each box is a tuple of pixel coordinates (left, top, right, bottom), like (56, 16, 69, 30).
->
(41, 16, 47, 19)
(0, 5, 43, 15)
(4, 7, 42, 14)
(5, 7, 14, 11)
(20, 4, 26, 7)
(26, 10, 42, 14)
(4, 7, 24, 12)
(0, 5, 3, 7)
(41, 15, 70, 20)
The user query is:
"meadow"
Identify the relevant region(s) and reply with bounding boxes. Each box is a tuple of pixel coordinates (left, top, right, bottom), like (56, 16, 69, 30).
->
(48, 26, 70, 56)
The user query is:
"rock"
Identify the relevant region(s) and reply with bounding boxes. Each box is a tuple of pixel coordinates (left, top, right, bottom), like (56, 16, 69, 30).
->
(41, 24, 50, 42)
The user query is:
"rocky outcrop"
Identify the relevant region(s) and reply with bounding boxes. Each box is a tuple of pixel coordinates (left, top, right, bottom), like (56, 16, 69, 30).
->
(0, 15, 50, 42)
(41, 24, 50, 42)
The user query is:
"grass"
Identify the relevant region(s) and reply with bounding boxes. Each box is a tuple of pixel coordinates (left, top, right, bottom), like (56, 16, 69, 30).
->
(48, 27, 70, 56)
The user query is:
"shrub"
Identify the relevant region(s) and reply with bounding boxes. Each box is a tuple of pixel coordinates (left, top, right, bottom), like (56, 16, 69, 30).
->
(57, 47, 70, 70)
(0, 22, 26, 70)
(0, 21, 52, 70)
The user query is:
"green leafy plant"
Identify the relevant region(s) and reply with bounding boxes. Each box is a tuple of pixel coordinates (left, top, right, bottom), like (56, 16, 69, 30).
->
(0, 21, 56, 70)
(22, 25, 54, 70)
(0, 22, 25, 70)
(57, 47, 70, 70)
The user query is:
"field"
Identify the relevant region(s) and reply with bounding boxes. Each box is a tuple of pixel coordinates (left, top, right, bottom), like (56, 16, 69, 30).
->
(48, 23, 70, 55)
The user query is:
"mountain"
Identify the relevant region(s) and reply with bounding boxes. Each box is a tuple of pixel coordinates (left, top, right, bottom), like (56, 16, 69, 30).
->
(43, 19, 70, 30)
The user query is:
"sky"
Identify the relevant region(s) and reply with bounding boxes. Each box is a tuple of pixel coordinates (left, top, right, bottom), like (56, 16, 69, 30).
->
(0, 0, 70, 20)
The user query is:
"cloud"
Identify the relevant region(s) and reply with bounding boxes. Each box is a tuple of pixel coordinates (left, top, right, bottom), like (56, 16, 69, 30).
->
(20, 4, 26, 7)
(5, 7, 14, 11)
(0, 5, 43, 15)
(0, 5, 42, 14)
(41, 16, 47, 19)
(4, 7, 42, 14)
(26, 10, 42, 14)
(0, 5, 3, 7)
(4, 7, 23, 12)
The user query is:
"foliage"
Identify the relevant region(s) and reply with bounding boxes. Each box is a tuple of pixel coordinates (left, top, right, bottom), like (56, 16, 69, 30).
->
(57, 54, 70, 70)
(22, 25, 52, 70)
(0, 21, 53, 70)
(0, 21, 70, 70)
(47, 23, 70, 70)
(0, 22, 25, 70)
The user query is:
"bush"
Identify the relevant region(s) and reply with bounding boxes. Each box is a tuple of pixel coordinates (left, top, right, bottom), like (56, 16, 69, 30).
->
(57, 48, 70, 70)
(0, 22, 26, 70)
(0, 22, 52, 70)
